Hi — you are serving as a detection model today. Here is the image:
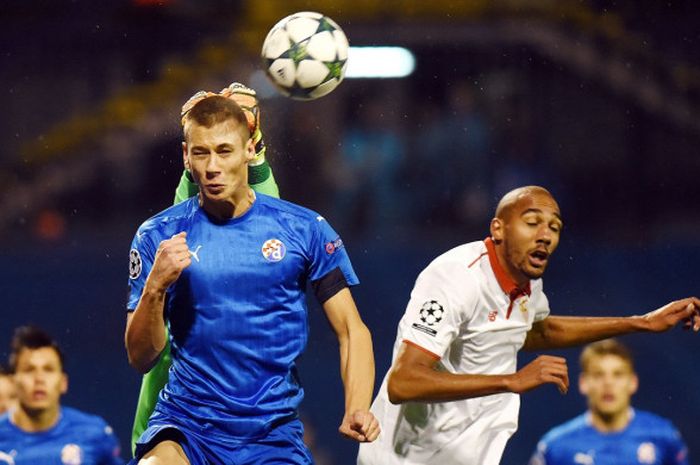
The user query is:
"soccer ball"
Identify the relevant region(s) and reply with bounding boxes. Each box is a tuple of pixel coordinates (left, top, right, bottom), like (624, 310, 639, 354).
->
(261, 11, 349, 100)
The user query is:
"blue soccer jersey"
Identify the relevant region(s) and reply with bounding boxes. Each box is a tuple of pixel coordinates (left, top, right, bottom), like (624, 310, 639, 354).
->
(126, 194, 359, 445)
(530, 409, 689, 465)
(0, 407, 122, 465)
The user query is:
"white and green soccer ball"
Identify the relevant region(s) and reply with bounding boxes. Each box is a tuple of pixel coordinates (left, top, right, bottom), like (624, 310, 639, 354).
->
(261, 11, 349, 100)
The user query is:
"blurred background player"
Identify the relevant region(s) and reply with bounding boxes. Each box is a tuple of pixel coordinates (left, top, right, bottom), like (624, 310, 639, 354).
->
(357, 185, 699, 465)
(529, 339, 689, 465)
(125, 94, 378, 464)
(0, 365, 18, 415)
(0, 325, 122, 464)
(130, 82, 279, 454)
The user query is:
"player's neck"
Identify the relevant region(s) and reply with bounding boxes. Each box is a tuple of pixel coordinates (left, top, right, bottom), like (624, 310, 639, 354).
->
(201, 186, 256, 220)
(11, 403, 61, 432)
(493, 243, 529, 288)
(589, 406, 632, 433)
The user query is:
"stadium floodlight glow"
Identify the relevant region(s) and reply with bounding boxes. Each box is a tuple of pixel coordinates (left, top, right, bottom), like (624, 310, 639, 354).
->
(345, 47, 416, 79)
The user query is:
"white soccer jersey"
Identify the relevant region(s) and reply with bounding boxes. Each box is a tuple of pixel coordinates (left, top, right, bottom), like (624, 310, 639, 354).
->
(358, 238, 550, 465)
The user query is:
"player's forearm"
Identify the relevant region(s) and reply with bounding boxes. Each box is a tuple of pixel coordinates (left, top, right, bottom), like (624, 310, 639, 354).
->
(125, 282, 168, 372)
(523, 315, 649, 351)
(387, 362, 515, 404)
(339, 322, 375, 414)
(249, 162, 280, 197)
(173, 170, 198, 205)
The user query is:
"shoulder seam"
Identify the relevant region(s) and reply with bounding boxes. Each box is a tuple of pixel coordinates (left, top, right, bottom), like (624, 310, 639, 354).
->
(259, 197, 319, 222)
(468, 251, 488, 268)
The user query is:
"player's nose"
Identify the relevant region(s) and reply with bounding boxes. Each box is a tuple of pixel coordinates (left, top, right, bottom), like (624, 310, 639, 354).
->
(205, 154, 222, 173)
(537, 226, 552, 244)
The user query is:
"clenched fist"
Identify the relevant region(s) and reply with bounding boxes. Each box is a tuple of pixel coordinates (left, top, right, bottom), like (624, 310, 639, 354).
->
(339, 410, 380, 443)
(147, 232, 192, 291)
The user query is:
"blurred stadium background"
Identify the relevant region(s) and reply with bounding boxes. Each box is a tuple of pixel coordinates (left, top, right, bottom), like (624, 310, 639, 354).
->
(1, 1, 699, 463)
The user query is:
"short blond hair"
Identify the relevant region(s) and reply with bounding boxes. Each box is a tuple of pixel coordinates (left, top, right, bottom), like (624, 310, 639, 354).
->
(182, 95, 249, 143)
(579, 339, 634, 373)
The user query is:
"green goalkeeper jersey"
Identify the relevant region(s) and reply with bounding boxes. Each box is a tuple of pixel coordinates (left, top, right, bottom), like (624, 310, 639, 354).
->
(130, 167, 279, 454)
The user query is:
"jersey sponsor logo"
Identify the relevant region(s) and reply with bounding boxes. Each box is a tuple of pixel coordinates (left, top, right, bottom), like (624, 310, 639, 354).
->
(189, 244, 203, 262)
(325, 237, 344, 255)
(637, 442, 656, 464)
(129, 248, 142, 280)
(262, 239, 286, 262)
(61, 444, 83, 465)
(412, 300, 444, 337)
(0, 451, 15, 465)
(573, 452, 594, 465)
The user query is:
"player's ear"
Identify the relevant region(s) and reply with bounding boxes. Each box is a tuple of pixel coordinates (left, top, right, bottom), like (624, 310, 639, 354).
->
(244, 137, 255, 163)
(629, 373, 639, 396)
(60, 373, 68, 396)
(490, 217, 504, 243)
(182, 141, 191, 171)
(578, 373, 588, 395)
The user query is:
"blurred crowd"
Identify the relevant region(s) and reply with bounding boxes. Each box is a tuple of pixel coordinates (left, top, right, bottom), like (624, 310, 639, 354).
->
(3, 3, 700, 245)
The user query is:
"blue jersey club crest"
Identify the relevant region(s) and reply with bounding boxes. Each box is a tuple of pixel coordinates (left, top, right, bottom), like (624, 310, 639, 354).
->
(262, 239, 286, 262)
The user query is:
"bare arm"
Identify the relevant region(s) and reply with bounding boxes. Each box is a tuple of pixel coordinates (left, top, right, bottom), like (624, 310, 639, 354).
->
(125, 232, 191, 373)
(387, 342, 569, 404)
(322, 288, 380, 442)
(524, 297, 700, 351)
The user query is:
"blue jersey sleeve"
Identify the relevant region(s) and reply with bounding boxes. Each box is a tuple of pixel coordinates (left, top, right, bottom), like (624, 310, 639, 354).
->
(307, 215, 359, 291)
(528, 439, 549, 465)
(97, 423, 123, 465)
(127, 227, 158, 311)
(664, 426, 689, 465)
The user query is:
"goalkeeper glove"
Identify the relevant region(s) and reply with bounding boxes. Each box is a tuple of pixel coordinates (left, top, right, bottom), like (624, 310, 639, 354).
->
(180, 82, 267, 166)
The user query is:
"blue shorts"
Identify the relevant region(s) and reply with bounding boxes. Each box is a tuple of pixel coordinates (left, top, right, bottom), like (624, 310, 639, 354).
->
(131, 418, 313, 465)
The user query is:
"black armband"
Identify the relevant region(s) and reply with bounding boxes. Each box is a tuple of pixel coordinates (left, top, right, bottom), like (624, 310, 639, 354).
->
(311, 267, 349, 303)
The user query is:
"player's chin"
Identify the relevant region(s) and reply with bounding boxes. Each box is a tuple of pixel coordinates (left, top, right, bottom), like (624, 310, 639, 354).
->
(523, 264, 547, 280)
(201, 190, 233, 205)
(25, 400, 51, 412)
(597, 405, 624, 417)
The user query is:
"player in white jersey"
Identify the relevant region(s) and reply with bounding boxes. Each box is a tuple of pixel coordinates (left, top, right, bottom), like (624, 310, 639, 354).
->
(358, 185, 700, 465)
